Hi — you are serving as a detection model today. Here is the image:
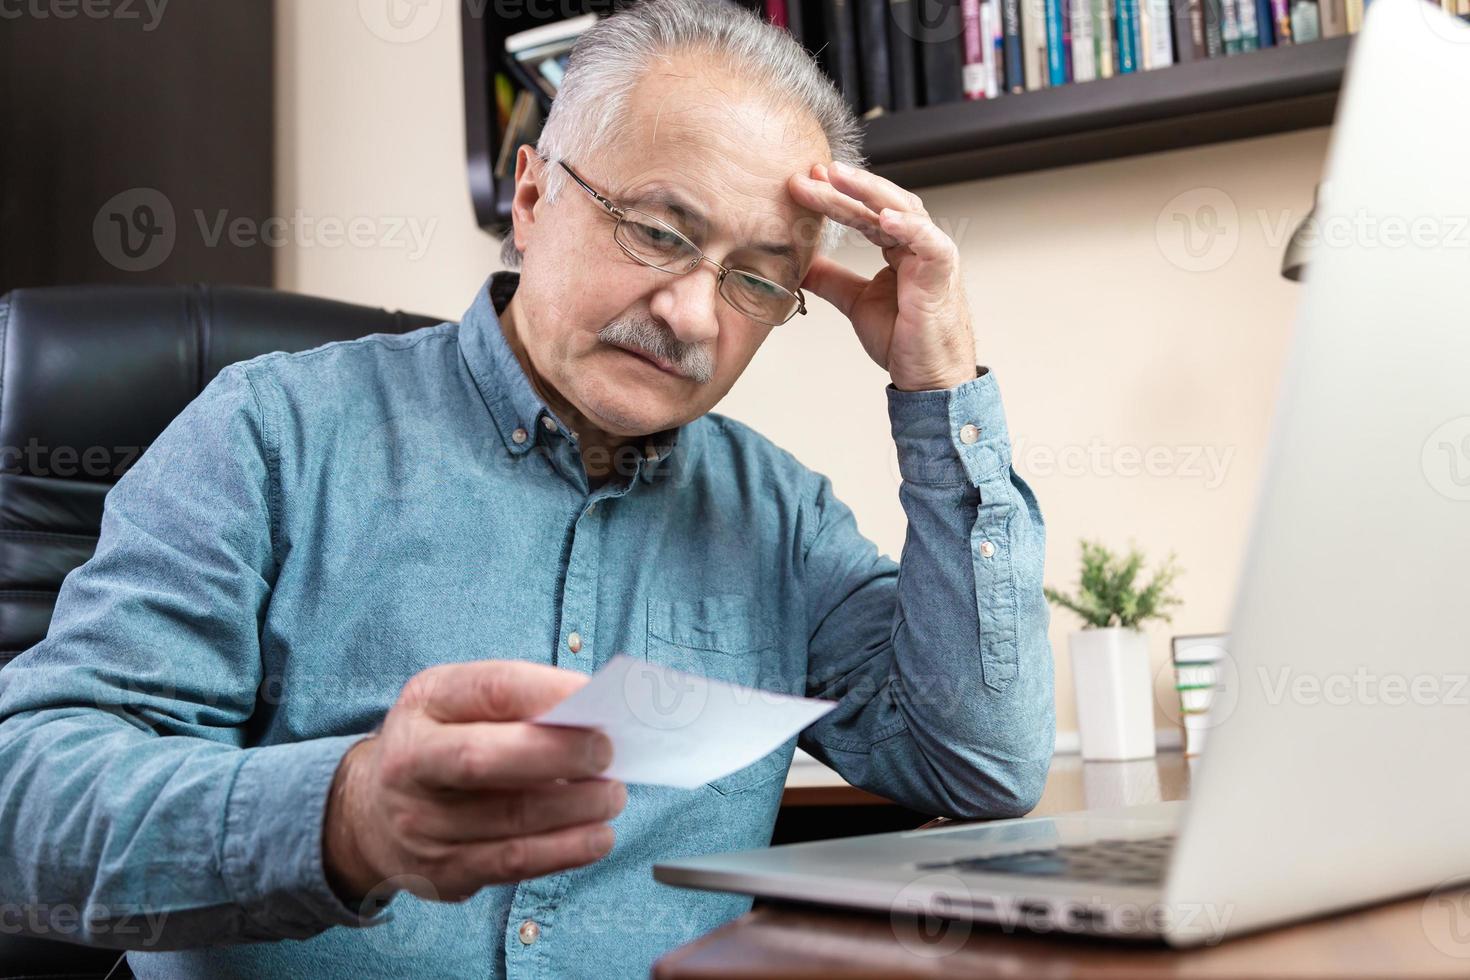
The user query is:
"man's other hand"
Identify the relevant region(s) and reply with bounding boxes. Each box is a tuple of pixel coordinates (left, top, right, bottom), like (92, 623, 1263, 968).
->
(323, 660, 624, 906)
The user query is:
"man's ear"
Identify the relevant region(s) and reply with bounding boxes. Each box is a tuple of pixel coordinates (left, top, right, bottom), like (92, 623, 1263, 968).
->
(509, 146, 545, 255)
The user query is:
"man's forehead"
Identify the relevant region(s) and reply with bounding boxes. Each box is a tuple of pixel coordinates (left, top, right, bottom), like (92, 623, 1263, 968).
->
(599, 60, 829, 255)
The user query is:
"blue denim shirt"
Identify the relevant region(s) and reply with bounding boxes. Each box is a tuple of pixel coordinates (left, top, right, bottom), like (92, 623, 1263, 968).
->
(0, 272, 1054, 978)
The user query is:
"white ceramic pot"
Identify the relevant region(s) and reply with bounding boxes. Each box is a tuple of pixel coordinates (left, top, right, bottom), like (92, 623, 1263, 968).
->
(1069, 627, 1157, 761)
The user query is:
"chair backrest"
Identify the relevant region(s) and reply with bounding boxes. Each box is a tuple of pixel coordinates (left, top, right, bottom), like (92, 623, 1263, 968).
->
(0, 282, 438, 979)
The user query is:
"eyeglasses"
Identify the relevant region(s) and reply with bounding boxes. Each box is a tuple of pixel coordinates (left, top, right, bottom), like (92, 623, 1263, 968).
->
(557, 160, 808, 327)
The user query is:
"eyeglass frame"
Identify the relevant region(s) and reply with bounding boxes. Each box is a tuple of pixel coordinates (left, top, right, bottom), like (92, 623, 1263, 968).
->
(555, 159, 809, 327)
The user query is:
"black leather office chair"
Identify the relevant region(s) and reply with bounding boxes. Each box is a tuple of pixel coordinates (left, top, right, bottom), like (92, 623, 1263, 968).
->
(0, 284, 439, 980)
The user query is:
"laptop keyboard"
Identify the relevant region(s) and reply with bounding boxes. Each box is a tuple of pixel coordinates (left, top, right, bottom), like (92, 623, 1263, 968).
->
(916, 834, 1176, 886)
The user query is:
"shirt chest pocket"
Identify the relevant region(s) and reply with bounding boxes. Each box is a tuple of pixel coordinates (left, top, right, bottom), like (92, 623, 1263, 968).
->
(645, 594, 791, 797)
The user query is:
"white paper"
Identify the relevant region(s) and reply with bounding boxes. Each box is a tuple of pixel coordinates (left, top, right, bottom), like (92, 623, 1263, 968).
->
(534, 655, 837, 789)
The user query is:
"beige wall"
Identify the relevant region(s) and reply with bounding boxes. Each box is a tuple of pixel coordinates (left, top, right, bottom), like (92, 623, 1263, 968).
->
(275, 0, 1330, 741)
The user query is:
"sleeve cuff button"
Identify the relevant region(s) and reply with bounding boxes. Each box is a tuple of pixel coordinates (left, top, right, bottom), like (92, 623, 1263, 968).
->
(959, 423, 981, 445)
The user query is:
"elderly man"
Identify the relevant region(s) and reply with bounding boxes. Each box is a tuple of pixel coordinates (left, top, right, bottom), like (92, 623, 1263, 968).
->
(0, 0, 1053, 975)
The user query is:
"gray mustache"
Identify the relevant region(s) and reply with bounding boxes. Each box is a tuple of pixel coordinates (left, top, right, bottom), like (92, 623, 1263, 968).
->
(598, 317, 714, 385)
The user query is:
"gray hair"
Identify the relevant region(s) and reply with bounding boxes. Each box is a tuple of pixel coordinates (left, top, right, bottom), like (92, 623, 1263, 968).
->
(500, 0, 865, 269)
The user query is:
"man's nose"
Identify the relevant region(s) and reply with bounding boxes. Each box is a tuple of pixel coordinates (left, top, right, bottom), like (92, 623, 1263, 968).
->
(648, 261, 722, 347)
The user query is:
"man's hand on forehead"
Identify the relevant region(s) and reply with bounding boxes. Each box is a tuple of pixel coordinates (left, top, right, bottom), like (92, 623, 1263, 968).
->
(787, 161, 978, 393)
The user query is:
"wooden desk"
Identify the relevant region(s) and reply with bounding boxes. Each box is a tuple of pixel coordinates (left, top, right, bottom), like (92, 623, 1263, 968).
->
(656, 752, 1469, 978)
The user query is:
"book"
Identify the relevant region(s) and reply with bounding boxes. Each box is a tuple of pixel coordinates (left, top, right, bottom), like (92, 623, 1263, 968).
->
(1222, 0, 1242, 52)
(1022, 0, 1050, 87)
(785, 0, 807, 43)
(963, 0, 989, 98)
(1002, 0, 1026, 92)
(1171, 634, 1230, 758)
(1238, 0, 1260, 48)
(1092, 0, 1115, 78)
(494, 89, 544, 179)
(1290, 0, 1321, 39)
(504, 13, 597, 54)
(887, 0, 920, 110)
(1172, 0, 1207, 59)
(1071, 0, 1098, 80)
(917, 0, 966, 104)
(1116, 0, 1140, 72)
(1047, 0, 1070, 84)
(1319, 0, 1348, 33)
(1256, 0, 1276, 43)
(984, 0, 1004, 96)
(1272, 0, 1295, 40)
(821, 0, 863, 112)
(854, 0, 893, 113)
(765, 0, 789, 27)
(1142, 0, 1174, 66)
(1345, 0, 1363, 30)
(1202, 0, 1226, 53)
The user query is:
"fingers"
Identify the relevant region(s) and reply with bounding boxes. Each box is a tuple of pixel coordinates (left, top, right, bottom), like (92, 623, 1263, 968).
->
(409, 721, 614, 790)
(403, 660, 590, 723)
(789, 161, 931, 251)
(456, 821, 617, 891)
(417, 779, 627, 843)
(789, 171, 901, 249)
(822, 160, 927, 220)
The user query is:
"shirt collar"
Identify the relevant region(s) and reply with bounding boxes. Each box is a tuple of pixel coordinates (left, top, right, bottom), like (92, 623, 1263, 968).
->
(458, 271, 683, 482)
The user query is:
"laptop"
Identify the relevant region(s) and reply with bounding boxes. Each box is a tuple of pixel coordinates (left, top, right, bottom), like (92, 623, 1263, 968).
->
(654, 0, 1470, 946)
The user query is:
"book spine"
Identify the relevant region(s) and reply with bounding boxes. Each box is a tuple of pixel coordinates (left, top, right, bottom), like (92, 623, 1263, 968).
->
(1093, 0, 1115, 77)
(787, 0, 805, 44)
(1319, 0, 1348, 34)
(1171, 0, 1205, 59)
(1046, 0, 1068, 84)
(1290, 0, 1321, 40)
(918, 0, 966, 104)
(1273, 0, 1295, 39)
(1071, 0, 1098, 80)
(986, 0, 1004, 96)
(1222, 0, 1242, 52)
(963, 0, 988, 98)
(1144, 0, 1173, 65)
(887, 0, 920, 109)
(1203, 0, 1225, 52)
(1022, 0, 1050, 88)
(1002, 0, 1026, 92)
(1116, 0, 1139, 72)
(821, 0, 862, 113)
(1238, 0, 1259, 48)
(1344, 0, 1362, 30)
(854, 0, 892, 112)
(1255, 0, 1276, 43)
(765, 0, 789, 28)
(1063, 0, 1074, 78)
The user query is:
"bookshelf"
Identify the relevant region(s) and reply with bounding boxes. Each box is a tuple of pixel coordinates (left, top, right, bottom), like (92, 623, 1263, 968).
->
(462, 1, 1351, 237)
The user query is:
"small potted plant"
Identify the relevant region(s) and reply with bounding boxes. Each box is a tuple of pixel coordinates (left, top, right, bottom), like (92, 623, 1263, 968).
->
(1045, 541, 1183, 761)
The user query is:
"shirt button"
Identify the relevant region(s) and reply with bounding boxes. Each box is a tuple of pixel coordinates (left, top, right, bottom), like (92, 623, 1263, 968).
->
(980, 540, 996, 558)
(518, 919, 540, 945)
(959, 424, 981, 445)
(541, 416, 557, 433)
(512, 427, 528, 445)
(645, 447, 659, 461)
(567, 631, 583, 654)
